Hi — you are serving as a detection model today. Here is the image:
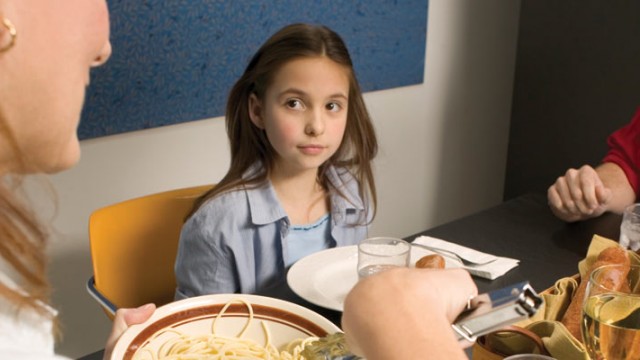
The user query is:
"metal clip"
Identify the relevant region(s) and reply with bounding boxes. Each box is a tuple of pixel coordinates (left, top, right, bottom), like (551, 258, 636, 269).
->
(451, 281, 543, 342)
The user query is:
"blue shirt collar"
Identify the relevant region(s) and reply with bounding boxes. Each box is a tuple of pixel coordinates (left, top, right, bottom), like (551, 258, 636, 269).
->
(246, 164, 364, 226)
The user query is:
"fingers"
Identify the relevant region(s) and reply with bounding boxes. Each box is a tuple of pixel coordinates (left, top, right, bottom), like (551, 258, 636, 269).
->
(374, 268, 476, 319)
(564, 166, 598, 212)
(123, 303, 156, 325)
(103, 303, 155, 360)
(426, 268, 477, 321)
(548, 165, 609, 221)
(343, 267, 476, 323)
(595, 184, 613, 205)
(548, 179, 583, 222)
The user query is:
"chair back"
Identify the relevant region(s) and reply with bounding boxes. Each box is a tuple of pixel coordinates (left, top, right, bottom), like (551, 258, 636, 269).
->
(88, 184, 213, 318)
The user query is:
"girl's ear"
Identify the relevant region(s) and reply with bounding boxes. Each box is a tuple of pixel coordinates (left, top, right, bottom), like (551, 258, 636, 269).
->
(248, 93, 265, 129)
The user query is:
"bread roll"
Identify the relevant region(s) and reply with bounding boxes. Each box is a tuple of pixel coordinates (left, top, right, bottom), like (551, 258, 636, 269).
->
(415, 254, 446, 269)
(560, 246, 630, 342)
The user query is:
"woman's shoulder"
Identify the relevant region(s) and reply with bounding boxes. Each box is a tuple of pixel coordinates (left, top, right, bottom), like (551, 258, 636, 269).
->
(0, 271, 59, 358)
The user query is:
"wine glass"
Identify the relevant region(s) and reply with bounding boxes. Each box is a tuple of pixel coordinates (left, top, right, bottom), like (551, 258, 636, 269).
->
(620, 204, 640, 252)
(581, 264, 640, 360)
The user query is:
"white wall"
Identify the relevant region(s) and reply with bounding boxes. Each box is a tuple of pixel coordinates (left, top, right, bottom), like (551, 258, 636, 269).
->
(38, 0, 521, 357)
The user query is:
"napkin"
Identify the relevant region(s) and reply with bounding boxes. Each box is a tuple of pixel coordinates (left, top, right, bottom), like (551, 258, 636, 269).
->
(412, 236, 519, 280)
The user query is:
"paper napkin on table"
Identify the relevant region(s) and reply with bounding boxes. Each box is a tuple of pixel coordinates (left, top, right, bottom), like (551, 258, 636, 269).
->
(412, 236, 519, 280)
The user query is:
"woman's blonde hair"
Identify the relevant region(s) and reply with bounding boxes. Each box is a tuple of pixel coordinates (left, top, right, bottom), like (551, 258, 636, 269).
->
(0, 114, 53, 317)
(190, 23, 378, 219)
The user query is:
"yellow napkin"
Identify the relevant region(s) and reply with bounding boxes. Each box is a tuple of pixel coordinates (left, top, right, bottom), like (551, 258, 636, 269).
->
(473, 234, 640, 360)
(578, 234, 640, 276)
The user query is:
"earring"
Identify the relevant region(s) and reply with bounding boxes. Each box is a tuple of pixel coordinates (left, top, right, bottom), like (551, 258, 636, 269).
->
(0, 17, 17, 53)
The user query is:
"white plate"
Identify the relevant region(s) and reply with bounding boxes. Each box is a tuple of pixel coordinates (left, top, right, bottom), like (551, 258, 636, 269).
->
(287, 245, 445, 311)
(111, 294, 340, 360)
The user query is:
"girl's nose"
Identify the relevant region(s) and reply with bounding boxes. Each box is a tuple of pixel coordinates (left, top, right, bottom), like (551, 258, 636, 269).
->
(91, 41, 112, 67)
(305, 109, 326, 136)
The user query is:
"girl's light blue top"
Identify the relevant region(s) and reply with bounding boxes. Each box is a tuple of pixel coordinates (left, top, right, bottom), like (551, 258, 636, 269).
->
(174, 165, 371, 300)
(286, 214, 332, 268)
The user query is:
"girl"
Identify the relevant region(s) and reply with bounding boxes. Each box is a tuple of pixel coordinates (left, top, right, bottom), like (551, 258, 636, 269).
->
(0, 0, 153, 358)
(175, 23, 378, 299)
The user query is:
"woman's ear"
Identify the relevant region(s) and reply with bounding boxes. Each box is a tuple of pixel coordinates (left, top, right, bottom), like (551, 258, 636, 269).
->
(248, 93, 264, 129)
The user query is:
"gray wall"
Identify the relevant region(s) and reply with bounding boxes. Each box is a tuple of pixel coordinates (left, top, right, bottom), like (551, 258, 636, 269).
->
(505, 0, 640, 199)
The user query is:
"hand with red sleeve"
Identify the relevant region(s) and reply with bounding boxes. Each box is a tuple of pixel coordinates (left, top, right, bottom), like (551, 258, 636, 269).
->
(548, 162, 634, 222)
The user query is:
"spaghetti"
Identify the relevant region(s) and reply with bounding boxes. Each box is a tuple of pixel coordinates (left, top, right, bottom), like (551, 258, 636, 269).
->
(132, 299, 319, 360)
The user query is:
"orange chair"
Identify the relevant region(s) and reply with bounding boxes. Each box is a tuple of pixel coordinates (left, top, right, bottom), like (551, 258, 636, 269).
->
(86, 184, 214, 319)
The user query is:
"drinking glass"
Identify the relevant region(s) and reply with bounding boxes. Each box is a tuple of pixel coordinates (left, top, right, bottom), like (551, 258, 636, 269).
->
(357, 237, 410, 279)
(581, 264, 640, 360)
(620, 204, 640, 252)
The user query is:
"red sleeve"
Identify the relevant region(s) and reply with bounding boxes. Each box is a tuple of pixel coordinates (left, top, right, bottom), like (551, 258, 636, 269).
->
(602, 107, 640, 197)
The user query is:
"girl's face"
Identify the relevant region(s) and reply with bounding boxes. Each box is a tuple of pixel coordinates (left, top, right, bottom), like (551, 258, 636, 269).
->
(0, 0, 111, 174)
(249, 56, 350, 176)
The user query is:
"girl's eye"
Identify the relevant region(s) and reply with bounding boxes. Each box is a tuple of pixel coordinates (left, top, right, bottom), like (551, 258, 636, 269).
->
(285, 99, 303, 109)
(326, 102, 342, 112)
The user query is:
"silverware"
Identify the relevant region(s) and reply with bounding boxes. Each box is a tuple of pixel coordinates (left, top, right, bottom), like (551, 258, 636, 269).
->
(411, 243, 496, 266)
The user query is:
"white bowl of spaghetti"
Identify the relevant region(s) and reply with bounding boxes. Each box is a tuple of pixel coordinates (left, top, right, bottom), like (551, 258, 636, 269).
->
(111, 294, 341, 360)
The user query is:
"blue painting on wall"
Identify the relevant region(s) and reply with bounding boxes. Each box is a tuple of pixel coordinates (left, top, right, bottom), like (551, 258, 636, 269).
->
(79, 0, 429, 140)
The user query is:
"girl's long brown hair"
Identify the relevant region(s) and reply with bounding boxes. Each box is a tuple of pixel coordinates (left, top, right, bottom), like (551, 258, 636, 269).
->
(190, 23, 378, 220)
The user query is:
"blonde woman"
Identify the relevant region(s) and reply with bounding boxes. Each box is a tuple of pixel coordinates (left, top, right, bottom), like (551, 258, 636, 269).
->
(0, 0, 153, 358)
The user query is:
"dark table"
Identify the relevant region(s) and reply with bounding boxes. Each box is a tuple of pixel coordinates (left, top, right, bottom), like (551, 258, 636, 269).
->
(78, 193, 622, 359)
(414, 192, 621, 294)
